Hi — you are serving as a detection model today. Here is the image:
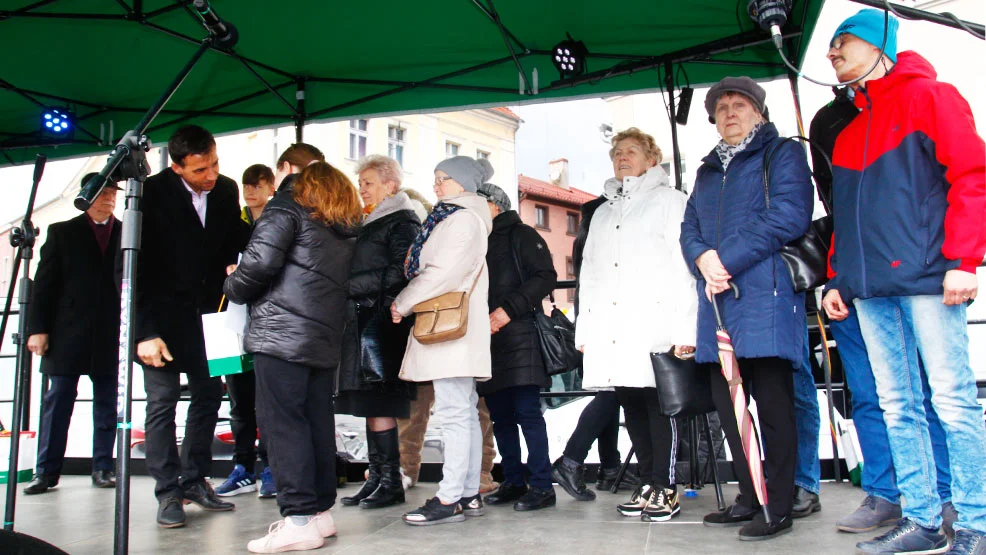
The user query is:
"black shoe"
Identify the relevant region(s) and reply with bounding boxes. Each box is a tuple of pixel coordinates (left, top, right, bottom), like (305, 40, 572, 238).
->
(91, 470, 116, 489)
(596, 467, 641, 492)
(460, 493, 485, 517)
(791, 486, 821, 518)
(703, 503, 759, 527)
(514, 486, 556, 511)
(157, 496, 187, 528)
(551, 456, 595, 501)
(23, 474, 59, 495)
(402, 497, 465, 526)
(182, 481, 235, 511)
(360, 428, 405, 509)
(343, 428, 384, 506)
(738, 513, 793, 541)
(484, 482, 528, 505)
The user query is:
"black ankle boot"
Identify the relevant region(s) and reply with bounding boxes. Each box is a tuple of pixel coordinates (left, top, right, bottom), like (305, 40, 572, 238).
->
(342, 428, 382, 506)
(361, 428, 405, 509)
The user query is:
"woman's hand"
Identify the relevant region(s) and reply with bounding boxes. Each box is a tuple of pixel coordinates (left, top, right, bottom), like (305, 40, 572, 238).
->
(226, 264, 237, 276)
(390, 302, 402, 324)
(489, 307, 511, 334)
(673, 345, 696, 358)
(696, 250, 731, 291)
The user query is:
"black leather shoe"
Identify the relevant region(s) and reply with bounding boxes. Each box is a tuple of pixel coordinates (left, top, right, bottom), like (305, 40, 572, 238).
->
(703, 503, 759, 527)
(739, 513, 793, 541)
(514, 486, 557, 511)
(91, 470, 116, 489)
(596, 467, 642, 492)
(484, 482, 528, 505)
(157, 496, 186, 528)
(183, 481, 235, 511)
(791, 486, 821, 518)
(23, 474, 59, 495)
(551, 456, 595, 501)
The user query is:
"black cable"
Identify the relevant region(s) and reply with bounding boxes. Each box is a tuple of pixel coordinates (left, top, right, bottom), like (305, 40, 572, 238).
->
(773, 8, 889, 88)
(880, 0, 984, 40)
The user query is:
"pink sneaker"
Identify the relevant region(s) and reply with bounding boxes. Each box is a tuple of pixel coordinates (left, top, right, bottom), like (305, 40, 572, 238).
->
(313, 510, 337, 538)
(246, 518, 324, 553)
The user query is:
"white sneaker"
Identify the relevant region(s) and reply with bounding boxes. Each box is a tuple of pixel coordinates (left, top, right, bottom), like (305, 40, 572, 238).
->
(313, 510, 337, 538)
(247, 518, 325, 553)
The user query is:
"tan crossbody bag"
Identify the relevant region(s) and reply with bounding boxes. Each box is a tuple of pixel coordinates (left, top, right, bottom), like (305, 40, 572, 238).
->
(411, 263, 483, 345)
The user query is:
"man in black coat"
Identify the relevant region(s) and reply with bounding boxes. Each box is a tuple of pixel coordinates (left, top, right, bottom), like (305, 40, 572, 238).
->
(23, 174, 123, 495)
(134, 125, 247, 528)
(476, 184, 558, 512)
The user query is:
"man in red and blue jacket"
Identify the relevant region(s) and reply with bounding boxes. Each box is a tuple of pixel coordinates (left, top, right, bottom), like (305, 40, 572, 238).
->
(820, 9, 986, 555)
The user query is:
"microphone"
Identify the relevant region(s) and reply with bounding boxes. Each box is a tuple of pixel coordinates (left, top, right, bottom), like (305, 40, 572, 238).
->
(192, 0, 239, 49)
(748, 0, 792, 49)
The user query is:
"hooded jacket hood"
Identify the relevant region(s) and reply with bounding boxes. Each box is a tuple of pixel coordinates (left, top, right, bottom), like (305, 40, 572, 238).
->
(602, 164, 670, 199)
(442, 192, 494, 235)
(364, 191, 417, 225)
(855, 51, 936, 109)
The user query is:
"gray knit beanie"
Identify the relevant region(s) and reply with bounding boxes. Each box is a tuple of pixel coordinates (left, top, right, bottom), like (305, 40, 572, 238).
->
(434, 156, 494, 193)
(477, 183, 511, 212)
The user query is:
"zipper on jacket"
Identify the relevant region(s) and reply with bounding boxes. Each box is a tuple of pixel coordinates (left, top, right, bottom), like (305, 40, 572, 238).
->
(856, 90, 874, 298)
(715, 171, 727, 249)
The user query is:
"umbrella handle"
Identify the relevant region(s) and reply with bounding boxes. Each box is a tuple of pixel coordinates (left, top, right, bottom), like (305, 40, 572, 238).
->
(711, 282, 741, 328)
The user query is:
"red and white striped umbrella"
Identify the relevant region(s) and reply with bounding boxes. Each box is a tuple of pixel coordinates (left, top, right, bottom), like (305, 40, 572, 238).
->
(712, 284, 772, 524)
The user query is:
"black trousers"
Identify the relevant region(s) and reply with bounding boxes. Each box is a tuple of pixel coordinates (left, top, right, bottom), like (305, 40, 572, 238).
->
(563, 390, 621, 468)
(709, 357, 797, 520)
(614, 387, 678, 490)
(484, 385, 552, 489)
(143, 368, 223, 500)
(254, 353, 337, 516)
(36, 374, 117, 475)
(225, 370, 268, 470)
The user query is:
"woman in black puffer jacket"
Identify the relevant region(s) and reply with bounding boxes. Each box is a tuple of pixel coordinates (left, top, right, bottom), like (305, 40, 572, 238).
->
(225, 162, 361, 551)
(475, 183, 558, 511)
(337, 155, 419, 510)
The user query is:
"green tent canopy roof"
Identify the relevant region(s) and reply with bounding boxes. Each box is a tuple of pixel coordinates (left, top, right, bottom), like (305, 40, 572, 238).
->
(0, 0, 825, 165)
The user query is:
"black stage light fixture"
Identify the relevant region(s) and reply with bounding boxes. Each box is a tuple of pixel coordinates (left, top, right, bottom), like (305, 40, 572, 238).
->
(675, 87, 694, 125)
(552, 33, 589, 78)
(748, 0, 792, 48)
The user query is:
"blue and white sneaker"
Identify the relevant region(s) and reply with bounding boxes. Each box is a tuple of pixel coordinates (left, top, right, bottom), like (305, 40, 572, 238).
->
(856, 518, 948, 554)
(948, 529, 986, 555)
(258, 466, 277, 498)
(215, 464, 257, 497)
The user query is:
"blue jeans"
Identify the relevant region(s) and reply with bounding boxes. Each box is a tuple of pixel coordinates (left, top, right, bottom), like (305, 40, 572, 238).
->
(794, 326, 821, 494)
(831, 307, 952, 505)
(855, 295, 986, 532)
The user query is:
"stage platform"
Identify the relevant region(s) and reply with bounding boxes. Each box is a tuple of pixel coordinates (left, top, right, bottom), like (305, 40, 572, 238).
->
(3, 476, 873, 554)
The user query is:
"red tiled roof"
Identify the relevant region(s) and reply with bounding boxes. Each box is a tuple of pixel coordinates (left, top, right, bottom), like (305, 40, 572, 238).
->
(490, 107, 521, 120)
(518, 174, 597, 206)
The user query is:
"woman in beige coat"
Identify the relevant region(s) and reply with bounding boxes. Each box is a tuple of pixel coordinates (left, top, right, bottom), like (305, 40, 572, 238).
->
(390, 156, 493, 526)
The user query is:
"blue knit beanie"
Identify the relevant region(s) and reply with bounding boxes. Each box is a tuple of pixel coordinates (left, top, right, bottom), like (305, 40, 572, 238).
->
(832, 9, 899, 63)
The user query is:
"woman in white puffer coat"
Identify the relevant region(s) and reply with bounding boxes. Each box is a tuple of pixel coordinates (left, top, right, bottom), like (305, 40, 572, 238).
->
(575, 127, 697, 522)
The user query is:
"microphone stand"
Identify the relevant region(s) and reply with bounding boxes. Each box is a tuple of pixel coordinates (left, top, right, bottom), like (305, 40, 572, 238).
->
(2, 154, 45, 532)
(77, 26, 236, 555)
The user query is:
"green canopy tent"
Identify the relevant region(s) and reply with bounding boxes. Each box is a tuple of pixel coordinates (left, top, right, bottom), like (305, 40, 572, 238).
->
(1, 0, 825, 172)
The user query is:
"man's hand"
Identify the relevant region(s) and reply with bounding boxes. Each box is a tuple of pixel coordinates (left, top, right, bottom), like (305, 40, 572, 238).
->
(943, 269, 978, 306)
(390, 302, 403, 324)
(696, 250, 731, 291)
(822, 289, 850, 321)
(137, 338, 173, 368)
(27, 334, 49, 356)
(226, 264, 237, 276)
(489, 307, 511, 334)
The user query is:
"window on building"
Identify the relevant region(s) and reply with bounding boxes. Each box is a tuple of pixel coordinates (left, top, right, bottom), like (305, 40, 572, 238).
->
(388, 125, 405, 165)
(349, 119, 368, 159)
(445, 141, 459, 158)
(566, 212, 579, 235)
(535, 205, 549, 230)
(566, 256, 576, 302)
(476, 149, 490, 160)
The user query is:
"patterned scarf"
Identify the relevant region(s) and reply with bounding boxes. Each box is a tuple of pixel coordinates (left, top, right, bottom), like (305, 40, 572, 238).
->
(715, 121, 766, 172)
(403, 201, 464, 279)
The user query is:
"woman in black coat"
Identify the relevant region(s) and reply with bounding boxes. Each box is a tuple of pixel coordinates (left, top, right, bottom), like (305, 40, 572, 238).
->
(476, 183, 558, 512)
(337, 155, 419, 510)
(225, 162, 361, 553)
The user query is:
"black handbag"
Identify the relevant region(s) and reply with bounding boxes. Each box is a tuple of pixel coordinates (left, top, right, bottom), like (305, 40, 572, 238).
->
(508, 229, 583, 376)
(355, 301, 387, 384)
(763, 136, 834, 293)
(650, 349, 715, 417)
